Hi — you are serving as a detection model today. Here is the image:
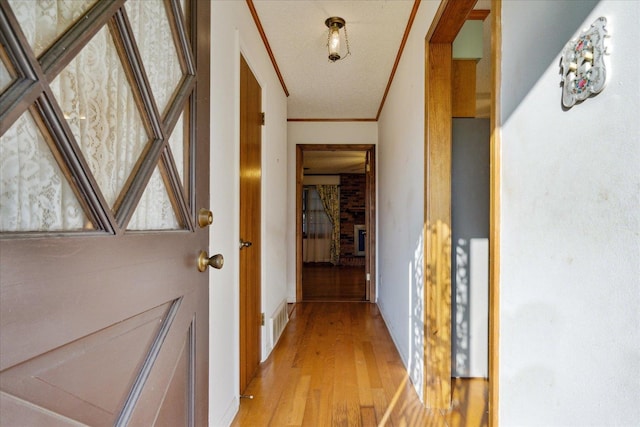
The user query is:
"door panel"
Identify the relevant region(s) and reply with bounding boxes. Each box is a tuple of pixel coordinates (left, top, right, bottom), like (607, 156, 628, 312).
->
(239, 55, 261, 394)
(0, 1, 210, 425)
(155, 333, 190, 426)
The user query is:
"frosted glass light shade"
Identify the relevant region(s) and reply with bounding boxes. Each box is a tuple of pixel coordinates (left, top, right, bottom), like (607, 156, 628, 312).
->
(329, 27, 340, 57)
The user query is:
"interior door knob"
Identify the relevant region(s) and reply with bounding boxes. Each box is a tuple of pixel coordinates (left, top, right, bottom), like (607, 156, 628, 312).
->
(198, 209, 213, 228)
(239, 239, 252, 250)
(198, 251, 224, 272)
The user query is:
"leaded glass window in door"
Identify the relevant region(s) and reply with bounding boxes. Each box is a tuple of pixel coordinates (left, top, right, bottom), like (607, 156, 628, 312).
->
(0, 0, 196, 233)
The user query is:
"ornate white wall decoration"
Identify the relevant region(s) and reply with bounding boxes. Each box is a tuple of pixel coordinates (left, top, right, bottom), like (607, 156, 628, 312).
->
(561, 17, 608, 108)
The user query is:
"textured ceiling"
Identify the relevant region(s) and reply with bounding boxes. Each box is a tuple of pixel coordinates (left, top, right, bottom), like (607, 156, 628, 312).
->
(252, 0, 415, 120)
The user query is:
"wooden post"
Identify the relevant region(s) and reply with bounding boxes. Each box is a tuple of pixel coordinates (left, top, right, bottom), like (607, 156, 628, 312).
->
(424, 41, 453, 409)
(423, 0, 477, 410)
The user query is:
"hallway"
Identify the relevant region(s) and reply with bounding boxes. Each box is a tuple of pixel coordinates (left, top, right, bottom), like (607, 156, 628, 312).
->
(231, 302, 488, 426)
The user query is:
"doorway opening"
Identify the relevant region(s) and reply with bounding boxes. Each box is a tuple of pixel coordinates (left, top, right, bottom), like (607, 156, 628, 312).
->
(423, 0, 500, 422)
(296, 144, 376, 303)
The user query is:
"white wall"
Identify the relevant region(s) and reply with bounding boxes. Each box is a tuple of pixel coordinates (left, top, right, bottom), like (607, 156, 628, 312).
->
(209, 2, 288, 425)
(286, 121, 378, 302)
(500, 1, 640, 425)
(376, 0, 439, 401)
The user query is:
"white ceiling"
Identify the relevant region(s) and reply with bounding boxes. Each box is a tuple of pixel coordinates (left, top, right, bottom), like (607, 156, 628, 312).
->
(252, 0, 416, 120)
(251, 1, 491, 173)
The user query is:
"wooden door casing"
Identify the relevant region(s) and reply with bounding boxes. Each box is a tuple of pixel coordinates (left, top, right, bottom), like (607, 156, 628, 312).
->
(239, 55, 262, 394)
(424, 0, 479, 410)
(365, 148, 376, 302)
(0, 1, 211, 425)
(294, 144, 377, 303)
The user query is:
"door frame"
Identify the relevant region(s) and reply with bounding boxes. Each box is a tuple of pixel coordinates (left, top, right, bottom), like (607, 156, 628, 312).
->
(295, 144, 376, 303)
(423, 0, 501, 422)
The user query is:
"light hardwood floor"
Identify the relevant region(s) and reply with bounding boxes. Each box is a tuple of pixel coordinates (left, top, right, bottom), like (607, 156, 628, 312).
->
(302, 264, 366, 301)
(231, 302, 488, 426)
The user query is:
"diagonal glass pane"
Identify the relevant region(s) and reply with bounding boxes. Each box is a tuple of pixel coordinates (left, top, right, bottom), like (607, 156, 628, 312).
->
(167, 109, 187, 191)
(50, 25, 150, 210)
(8, 0, 98, 57)
(0, 110, 87, 232)
(1, 47, 16, 94)
(127, 163, 180, 231)
(125, 0, 184, 116)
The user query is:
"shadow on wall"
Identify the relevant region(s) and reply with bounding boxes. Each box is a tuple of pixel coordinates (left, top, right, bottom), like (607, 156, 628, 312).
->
(502, 0, 600, 121)
(409, 232, 424, 400)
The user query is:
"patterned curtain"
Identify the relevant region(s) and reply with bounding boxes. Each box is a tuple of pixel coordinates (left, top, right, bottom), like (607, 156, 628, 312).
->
(316, 185, 340, 265)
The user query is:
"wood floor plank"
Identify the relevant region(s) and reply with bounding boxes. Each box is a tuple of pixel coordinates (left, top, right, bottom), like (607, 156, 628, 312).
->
(268, 372, 303, 425)
(360, 406, 377, 426)
(354, 341, 373, 407)
(372, 388, 391, 426)
(331, 311, 361, 426)
(362, 340, 383, 389)
(302, 304, 336, 426)
(287, 375, 311, 426)
(230, 302, 488, 427)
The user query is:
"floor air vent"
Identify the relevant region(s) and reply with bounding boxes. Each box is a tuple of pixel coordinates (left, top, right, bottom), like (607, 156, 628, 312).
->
(269, 301, 289, 346)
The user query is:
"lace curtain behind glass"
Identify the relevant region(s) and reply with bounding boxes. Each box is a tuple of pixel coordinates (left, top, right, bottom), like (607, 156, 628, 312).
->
(0, 112, 86, 231)
(303, 187, 332, 263)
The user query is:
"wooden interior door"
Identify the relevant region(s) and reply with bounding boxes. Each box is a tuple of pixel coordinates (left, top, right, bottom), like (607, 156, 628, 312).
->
(239, 55, 262, 394)
(0, 1, 210, 425)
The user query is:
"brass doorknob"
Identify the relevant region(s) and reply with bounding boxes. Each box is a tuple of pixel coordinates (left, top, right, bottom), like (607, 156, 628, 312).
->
(198, 209, 213, 228)
(198, 251, 224, 272)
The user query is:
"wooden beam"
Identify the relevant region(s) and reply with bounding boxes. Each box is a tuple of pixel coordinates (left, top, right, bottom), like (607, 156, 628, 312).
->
(428, 0, 477, 43)
(424, 0, 480, 411)
(468, 9, 491, 21)
(424, 42, 453, 409)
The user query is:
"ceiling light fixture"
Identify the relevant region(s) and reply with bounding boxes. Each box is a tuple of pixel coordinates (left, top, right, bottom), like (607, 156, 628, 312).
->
(325, 17, 350, 62)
